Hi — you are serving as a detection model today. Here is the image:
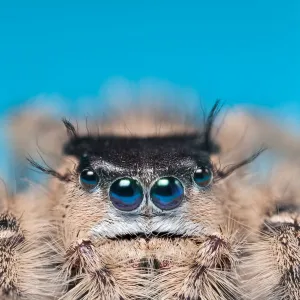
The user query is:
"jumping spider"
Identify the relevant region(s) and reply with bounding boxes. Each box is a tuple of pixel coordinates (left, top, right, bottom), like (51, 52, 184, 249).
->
(1, 100, 300, 299)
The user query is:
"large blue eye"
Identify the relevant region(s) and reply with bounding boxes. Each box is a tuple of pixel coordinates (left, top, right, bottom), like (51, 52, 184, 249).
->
(193, 167, 213, 188)
(109, 177, 144, 211)
(79, 169, 100, 192)
(150, 177, 184, 210)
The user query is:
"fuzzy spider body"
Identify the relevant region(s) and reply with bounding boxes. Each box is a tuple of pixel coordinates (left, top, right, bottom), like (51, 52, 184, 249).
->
(1, 99, 300, 299)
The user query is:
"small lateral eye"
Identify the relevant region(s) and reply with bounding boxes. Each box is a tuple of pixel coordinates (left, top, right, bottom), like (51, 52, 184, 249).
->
(193, 166, 213, 188)
(79, 169, 100, 192)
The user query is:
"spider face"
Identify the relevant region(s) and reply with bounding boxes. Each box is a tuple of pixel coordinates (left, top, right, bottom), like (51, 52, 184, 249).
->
(62, 134, 220, 242)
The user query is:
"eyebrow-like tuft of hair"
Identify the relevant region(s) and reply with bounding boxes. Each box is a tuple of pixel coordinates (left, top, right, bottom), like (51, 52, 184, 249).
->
(203, 99, 223, 153)
(216, 146, 267, 180)
(62, 118, 78, 139)
(26, 157, 71, 182)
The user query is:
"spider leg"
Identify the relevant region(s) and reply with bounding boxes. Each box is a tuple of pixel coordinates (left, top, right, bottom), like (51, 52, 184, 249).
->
(152, 225, 243, 300)
(241, 208, 300, 300)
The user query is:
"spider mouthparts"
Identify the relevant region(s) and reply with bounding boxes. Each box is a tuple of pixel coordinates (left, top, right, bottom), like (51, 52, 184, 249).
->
(110, 231, 186, 241)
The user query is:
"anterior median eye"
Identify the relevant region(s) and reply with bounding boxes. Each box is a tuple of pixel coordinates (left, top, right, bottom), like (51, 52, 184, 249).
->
(79, 169, 100, 192)
(109, 177, 144, 211)
(150, 177, 184, 210)
(193, 166, 213, 188)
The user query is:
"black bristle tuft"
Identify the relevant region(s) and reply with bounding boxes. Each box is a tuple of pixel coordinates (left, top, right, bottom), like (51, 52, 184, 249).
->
(203, 100, 223, 154)
(62, 118, 77, 139)
(26, 156, 71, 182)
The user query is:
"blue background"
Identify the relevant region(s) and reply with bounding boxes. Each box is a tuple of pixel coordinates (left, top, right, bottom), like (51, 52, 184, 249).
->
(0, 0, 299, 180)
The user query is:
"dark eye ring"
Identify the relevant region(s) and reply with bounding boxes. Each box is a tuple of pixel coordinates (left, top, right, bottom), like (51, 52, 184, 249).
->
(193, 166, 213, 188)
(79, 168, 100, 192)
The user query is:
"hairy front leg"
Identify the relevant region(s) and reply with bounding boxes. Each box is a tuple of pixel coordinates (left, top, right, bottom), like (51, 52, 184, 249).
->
(0, 192, 61, 300)
(241, 207, 300, 300)
(151, 225, 243, 300)
(55, 228, 149, 300)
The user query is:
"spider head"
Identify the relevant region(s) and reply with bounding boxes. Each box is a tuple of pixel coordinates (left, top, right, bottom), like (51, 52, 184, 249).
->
(62, 133, 220, 240)
(27, 101, 264, 265)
